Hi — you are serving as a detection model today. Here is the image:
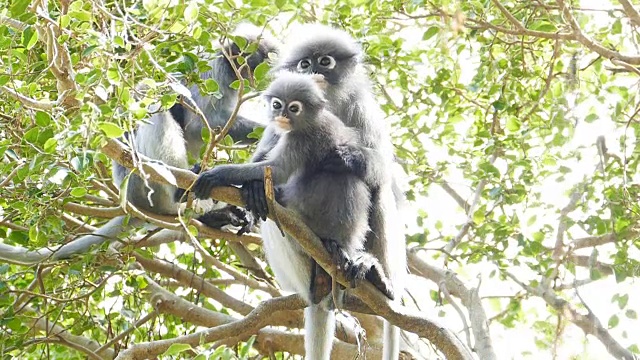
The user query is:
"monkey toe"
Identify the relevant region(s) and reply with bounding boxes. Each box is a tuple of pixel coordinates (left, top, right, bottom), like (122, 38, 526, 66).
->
(252, 180, 269, 221)
(349, 254, 395, 300)
(322, 239, 352, 273)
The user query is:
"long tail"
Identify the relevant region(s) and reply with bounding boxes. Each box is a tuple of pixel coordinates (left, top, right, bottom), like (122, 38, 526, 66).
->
(0, 216, 144, 265)
(383, 320, 401, 359)
(304, 304, 335, 360)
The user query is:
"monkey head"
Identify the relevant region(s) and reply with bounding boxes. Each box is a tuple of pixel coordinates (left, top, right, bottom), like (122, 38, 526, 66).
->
(263, 72, 327, 132)
(220, 23, 279, 81)
(275, 24, 362, 85)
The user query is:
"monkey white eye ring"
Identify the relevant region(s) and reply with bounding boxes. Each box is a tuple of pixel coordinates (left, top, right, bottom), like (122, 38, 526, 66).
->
(298, 59, 312, 71)
(272, 98, 283, 110)
(288, 101, 302, 114)
(318, 56, 336, 69)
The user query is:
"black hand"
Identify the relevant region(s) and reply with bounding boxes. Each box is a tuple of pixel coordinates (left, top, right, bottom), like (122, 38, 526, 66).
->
(241, 180, 268, 221)
(193, 170, 223, 199)
(319, 144, 367, 178)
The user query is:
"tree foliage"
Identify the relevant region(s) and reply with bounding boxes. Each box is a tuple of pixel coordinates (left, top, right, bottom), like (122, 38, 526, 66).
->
(1, 0, 640, 359)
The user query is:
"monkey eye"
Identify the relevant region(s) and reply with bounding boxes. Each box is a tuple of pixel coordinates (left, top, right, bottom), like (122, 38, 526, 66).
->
(298, 59, 312, 71)
(318, 55, 336, 69)
(287, 101, 303, 114)
(272, 98, 283, 110)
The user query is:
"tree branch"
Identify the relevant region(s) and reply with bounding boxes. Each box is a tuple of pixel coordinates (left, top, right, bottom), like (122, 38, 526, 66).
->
(618, 0, 640, 27)
(557, 0, 640, 65)
(505, 272, 635, 360)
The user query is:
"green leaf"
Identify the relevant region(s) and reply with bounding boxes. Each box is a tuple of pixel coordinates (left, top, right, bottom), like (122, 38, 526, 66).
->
(204, 78, 219, 93)
(184, 2, 199, 23)
(70, 187, 87, 197)
(506, 117, 521, 132)
(608, 314, 619, 329)
(97, 122, 125, 138)
(43, 138, 57, 153)
(35, 111, 51, 126)
(253, 62, 270, 82)
(422, 26, 439, 41)
(161, 343, 193, 356)
(22, 26, 38, 50)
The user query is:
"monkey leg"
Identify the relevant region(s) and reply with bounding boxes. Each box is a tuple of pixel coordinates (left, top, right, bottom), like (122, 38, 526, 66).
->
(322, 239, 395, 301)
(351, 252, 395, 301)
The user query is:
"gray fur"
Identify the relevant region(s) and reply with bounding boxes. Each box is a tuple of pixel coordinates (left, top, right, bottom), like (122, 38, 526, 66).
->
(192, 73, 378, 359)
(259, 24, 406, 359)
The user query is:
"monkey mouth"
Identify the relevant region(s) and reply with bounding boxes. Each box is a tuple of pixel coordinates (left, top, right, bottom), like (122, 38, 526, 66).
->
(274, 116, 291, 131)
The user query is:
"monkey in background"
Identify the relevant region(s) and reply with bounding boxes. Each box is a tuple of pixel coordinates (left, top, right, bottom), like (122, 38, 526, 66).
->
(239, 24, 407, 360)
(192, 72, 394, 360)
(115, 24, 278, 226)
(43, 25, 278, 261)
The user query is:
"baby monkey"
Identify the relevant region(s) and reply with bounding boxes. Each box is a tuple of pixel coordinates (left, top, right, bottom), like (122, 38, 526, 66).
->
(192, 72, 393, 301)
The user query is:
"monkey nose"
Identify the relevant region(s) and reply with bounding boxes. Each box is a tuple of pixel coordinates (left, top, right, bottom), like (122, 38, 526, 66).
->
(274, 116, 291, 131)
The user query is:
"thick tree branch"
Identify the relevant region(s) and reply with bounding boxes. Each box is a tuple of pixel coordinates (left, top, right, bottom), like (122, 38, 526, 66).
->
(24, 306, 114, 360)
(116, 276, 372, 359)
(618, 0, 640, 27)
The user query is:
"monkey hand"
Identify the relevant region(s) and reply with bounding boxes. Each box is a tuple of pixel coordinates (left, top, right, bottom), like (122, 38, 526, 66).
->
(319, 145, 367, 179)
(192, 168, 226, 199)
(174, 163, 204, 203)
(311, 74, 328, 91)
(241, 180, 268, 221)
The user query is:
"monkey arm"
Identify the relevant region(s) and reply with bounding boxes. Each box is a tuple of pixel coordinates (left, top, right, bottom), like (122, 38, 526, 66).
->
(250, 125, 281, 162)
(318, 144, 385, 189)
(192, 158, 287, 200)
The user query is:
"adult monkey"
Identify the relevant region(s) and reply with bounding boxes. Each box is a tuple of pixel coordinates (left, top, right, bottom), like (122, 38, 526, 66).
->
(242, 24, 407, 359)
(26, 25, 278, 262)
(115, 24, 278, 231)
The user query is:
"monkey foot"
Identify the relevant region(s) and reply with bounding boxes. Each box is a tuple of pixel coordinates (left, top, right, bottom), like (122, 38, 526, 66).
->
(322, 239, 395, 301)
(310, 261, 332, 304)
(198, 205, 257, 235)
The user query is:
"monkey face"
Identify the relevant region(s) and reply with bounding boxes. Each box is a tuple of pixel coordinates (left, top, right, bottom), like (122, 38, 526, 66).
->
(286, 52, 358, 85)
(268, 97, 305, 132)
(263, 72, 327, 132)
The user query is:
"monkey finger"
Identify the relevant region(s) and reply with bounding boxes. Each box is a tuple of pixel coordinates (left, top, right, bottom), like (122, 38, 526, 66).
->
(240, 184, 254, 214)
(253, 180, 269, 221)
